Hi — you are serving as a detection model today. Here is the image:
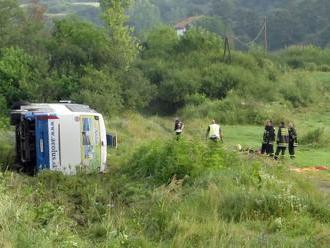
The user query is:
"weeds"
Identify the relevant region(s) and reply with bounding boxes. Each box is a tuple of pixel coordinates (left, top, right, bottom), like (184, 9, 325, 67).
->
(0, 117, 330, 247)
(300, 127, 330, 148)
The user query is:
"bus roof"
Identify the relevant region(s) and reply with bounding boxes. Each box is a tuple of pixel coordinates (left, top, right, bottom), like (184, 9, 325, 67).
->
(19, 103, 100, 116)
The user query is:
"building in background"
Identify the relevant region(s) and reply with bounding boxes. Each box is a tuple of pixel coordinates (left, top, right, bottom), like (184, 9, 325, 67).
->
(175, 16, 203, 36)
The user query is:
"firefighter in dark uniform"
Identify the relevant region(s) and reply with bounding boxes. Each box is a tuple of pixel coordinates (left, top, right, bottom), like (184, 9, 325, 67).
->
(275, 122, 289, 160)
(288, 122, 298, 159)
(261, 120, 276, 156)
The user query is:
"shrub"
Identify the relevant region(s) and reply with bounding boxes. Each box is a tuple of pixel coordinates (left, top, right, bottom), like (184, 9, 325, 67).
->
(125, 139, 234, 185)
(300, 127, 330, 148)
(280, 74, 318, 108)
(319, 64, 330, 72)
(0, 130, 15, 171)
(180, 96, 290, 125)
(184, 93, 208, 106)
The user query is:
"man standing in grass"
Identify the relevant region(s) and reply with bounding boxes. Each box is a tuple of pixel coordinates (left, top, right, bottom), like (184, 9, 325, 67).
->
(206, 120, 223, 142)
(261, 120, 276, 156)
(274, 122, 289, 160)
(288, 122, 298, 159)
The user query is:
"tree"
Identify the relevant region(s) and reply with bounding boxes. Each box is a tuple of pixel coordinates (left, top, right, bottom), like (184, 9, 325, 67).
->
(0, 48, 35, 105)
(128, 0, 161, 37)
(0, 0, 24, 49)
(72, 67, 123, 114)
(194, 16, 226, 36)
(50, 17, 113, 74)
(102, 0, 139, 68)
(119, 68, 157, 109)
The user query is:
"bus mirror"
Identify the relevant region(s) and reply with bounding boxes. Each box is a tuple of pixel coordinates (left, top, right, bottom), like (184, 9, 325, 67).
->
(106, 133, 117, 149)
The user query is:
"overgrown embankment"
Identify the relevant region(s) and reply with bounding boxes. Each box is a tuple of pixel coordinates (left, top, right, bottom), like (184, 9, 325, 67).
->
(1, 139, 330, 247)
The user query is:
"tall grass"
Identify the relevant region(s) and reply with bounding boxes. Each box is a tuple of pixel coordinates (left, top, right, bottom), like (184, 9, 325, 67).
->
(180, 96, 291, 125)
(0, 138, 329, 247)
(0, 130, 15, 171)
(300, 127, 330, 148)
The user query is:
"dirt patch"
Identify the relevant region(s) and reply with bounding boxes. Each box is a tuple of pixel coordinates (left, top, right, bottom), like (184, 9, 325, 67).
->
(291, 166, 328, 173)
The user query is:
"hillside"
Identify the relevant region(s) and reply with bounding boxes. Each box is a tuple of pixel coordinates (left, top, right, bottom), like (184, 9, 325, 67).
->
(1, 0, 330, 246)
(19, 0, 330, 49)
(1, 112, 330, 247)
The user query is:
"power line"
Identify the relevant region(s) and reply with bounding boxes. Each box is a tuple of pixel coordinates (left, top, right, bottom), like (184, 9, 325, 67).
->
(224, 17, 267, 49)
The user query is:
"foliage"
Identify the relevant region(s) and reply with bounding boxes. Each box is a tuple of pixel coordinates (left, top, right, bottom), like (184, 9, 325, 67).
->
(300, 128, 330, 148)
(0, 135, 329, 247)
(128, 0, 161, 36)
(24, 0, 330, 50)
(277, 46, 330, 69)
(0, 47, 37, 104)
(1, 2, 330, 247)
(125, 139, 234, 185)
(102, 0, 139, 69)
(0, 1, 155, 115)
(139, 26, 283, 115)
(0, 129, 15, 171)
(2, 1, 330, 122)
(180, 96, 291, 125)
(71, 67, 123, 114)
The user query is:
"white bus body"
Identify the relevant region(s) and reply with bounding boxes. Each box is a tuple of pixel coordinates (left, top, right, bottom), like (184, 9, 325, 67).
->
(11, 103, 107, 175)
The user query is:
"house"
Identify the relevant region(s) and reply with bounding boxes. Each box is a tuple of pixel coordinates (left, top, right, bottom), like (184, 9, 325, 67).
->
(175, 16, 203, 36)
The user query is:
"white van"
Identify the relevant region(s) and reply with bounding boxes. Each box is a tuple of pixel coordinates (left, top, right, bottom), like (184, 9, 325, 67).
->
(11, 102, 107, 174)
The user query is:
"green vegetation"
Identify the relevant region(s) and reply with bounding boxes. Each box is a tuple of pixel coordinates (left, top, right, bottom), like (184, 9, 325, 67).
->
(2, 1, 330, 119)
(1, 0, 330, 246)
(20, 0, 330, 49)
(1, 135, 330, 247)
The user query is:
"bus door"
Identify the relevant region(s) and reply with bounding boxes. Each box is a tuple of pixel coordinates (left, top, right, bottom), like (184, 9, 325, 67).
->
(80, 115, 101, 171)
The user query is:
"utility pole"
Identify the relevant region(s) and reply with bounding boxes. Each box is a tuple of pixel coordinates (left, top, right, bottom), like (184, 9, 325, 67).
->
(264, 16, 268, 53)
(223, 36, 231, 63)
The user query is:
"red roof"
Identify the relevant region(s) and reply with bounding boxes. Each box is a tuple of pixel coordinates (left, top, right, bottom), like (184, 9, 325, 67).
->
(175, 16, 203, 29)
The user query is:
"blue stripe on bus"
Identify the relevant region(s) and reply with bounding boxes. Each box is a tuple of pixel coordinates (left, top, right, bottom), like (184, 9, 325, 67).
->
(35, 119, 50, 170)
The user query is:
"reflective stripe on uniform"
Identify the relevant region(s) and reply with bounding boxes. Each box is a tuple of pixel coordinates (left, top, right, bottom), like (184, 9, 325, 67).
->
(281, 128, 288, 136)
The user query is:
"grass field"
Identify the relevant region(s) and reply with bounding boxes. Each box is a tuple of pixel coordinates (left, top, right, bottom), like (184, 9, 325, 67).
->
(0, 110, 330, 247)
(107, 111, 330, 169)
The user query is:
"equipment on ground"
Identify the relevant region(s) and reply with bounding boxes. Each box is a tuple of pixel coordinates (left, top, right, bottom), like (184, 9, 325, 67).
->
(11, 102, 108, 175)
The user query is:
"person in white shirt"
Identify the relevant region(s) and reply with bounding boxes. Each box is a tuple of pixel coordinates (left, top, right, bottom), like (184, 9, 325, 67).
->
(206, 120, 223, 142)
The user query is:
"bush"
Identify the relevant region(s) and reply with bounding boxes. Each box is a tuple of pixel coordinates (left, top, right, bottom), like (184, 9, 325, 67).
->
(300, 128, 330, 148)
(125, 139, 235, 185)
(278, 46, 330, 69)
(184, 93, 208, 106)
(319, 64, 330, 72)
(180, 96, 290, 125)
(0, 130, 15, 171)
(279, 74, 318, 108)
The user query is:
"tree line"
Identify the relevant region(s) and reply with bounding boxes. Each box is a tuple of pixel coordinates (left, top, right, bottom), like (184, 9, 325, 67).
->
(20, 0, 330, 50)
(1, 0, 330, 123)
(128, 0, 330, 50)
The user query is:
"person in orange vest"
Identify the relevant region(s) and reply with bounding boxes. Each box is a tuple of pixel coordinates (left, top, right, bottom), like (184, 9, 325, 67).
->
(274, 122, 289, 160)
(206, 120, 223, 142)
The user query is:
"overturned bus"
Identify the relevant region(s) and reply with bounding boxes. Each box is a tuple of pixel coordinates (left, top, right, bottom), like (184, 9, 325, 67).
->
(11, 102, 107, 174)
